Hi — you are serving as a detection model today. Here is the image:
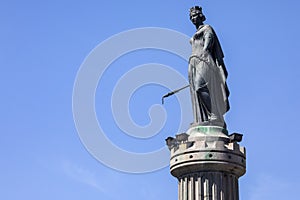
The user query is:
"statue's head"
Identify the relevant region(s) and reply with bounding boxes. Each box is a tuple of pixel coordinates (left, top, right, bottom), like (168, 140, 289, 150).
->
(189, 6, 206, 24)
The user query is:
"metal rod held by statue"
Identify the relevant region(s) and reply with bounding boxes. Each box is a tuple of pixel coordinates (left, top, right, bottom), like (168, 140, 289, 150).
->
(161, 84, 190, 104)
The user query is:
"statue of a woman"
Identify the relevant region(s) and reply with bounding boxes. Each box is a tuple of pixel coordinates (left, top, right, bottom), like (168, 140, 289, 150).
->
(188, 6, 230, 128)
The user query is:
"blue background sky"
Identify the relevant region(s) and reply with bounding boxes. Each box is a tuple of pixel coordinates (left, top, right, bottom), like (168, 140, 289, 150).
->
(1, 0, 300, 199)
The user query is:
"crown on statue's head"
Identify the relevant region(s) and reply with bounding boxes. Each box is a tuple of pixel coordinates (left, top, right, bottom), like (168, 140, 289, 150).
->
(189, 6, 206, 21)
(190, 6, 202, 13)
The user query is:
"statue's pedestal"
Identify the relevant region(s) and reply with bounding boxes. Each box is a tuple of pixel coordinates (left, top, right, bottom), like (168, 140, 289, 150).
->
(166, 126, 246, 200)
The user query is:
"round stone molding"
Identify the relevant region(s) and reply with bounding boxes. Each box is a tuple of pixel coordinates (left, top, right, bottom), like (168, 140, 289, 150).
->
(169, 127, 246, 178)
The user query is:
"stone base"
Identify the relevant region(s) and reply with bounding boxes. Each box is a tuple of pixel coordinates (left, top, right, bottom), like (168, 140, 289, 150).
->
(167, 126, 246, 200)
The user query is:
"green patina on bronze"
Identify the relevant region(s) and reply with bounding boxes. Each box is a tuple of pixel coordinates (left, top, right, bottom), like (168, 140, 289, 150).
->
(194, 126, 228, 135)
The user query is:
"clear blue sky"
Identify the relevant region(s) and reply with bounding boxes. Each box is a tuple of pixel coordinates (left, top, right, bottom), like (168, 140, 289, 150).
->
(1, 0, 300, 199)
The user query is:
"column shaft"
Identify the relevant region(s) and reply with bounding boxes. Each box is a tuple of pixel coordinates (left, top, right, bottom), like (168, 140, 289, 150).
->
(178, 172, 239, 200)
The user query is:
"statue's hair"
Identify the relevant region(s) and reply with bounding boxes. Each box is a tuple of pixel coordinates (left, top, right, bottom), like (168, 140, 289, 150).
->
(189, 6, 206, 22)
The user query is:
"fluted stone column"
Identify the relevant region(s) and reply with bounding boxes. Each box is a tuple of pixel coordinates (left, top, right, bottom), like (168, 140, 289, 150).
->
(166, 126, 246, 200)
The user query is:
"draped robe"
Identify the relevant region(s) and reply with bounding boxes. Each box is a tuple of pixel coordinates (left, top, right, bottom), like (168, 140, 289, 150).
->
(188, 25, 229, 127)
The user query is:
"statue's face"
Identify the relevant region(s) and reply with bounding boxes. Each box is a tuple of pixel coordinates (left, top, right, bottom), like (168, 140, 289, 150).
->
(190, 11, 202, 25)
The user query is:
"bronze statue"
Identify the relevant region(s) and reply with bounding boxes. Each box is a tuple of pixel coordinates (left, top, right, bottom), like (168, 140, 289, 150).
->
(188, 6, 230, 128)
